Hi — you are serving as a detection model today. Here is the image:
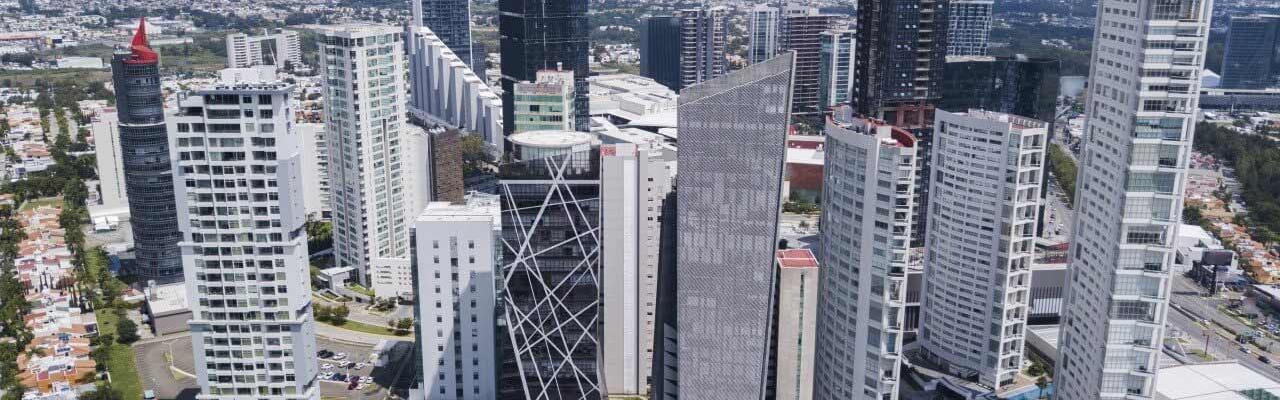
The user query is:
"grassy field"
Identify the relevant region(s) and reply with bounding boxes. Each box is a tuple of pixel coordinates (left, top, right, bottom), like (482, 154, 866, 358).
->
(0, 69, 112, 89)
(320, 319, 409, 337)
(94, 309, 144, 400)
(19, 197, 63, 211)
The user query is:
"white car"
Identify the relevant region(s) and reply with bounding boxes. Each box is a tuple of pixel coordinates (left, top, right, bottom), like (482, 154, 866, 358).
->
(321, 364, 333, 370)
(333, 353, 348, 361)
(361, 376, 373, 383)
(354, 362, 368, 370)
(356, 383, 369, 390)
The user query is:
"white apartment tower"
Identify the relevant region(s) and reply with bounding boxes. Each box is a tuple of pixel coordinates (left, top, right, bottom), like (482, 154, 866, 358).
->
(748, 4, 780, 64)
(919, 110, 1047, 391)
(814, 105, 918, 400)
(600, 142, 674, 397)
(318, 25, 412, 288)
(227, 30, 304, 69)
(173, 67, 319, 399)
(412, 194, 501, 400)
(1055, 0, 1212, 397)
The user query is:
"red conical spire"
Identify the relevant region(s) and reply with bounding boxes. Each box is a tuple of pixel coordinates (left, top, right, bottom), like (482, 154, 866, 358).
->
(127, 17, 158, 64)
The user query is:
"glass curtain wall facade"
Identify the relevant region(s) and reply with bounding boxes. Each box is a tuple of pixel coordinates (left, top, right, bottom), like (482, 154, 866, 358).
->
(499, 0, 590, 134)
(112, 18, 183, 280)
(497, 134, 602, 399)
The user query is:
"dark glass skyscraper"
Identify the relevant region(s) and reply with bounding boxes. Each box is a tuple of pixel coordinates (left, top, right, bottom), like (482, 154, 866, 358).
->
(112, 18, 182, 281)
(940, 55, 1061, 132)
(855, 0, 949, 245)
(1221, 15, 1280, 89)
(854, 0, 949, 124)
(640, 16, 681, 91)
(675, 54, 794, 400)
(498, 132, 601, 399)
(780, 6, 840, 122)
(499, 0, 590, 133)
(413, 0, 477, 69)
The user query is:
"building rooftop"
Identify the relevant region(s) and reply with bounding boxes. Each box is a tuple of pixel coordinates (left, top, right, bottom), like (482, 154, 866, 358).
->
(776, 249, 818, 269)
(508, 131, 595, 149)
(1156, 362, 1280, 399)
(144, 282, 189, 316)
(416, 193, 501, 226)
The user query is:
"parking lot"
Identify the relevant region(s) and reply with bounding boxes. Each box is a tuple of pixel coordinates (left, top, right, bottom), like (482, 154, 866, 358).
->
(133, 334, 414, 399)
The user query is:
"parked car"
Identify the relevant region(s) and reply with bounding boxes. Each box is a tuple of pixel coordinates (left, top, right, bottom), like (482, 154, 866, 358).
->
(333, 352, 348, 361)
(143, 390, 156, 400)
(317, 349, 334, 359)
(1260, 355, 1271, 364)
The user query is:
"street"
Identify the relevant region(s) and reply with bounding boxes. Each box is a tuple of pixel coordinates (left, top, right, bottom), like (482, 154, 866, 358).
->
(1168, 274, 1280, 378)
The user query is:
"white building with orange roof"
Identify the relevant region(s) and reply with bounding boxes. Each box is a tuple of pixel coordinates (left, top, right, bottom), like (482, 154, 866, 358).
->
(775, 248, 820, 400)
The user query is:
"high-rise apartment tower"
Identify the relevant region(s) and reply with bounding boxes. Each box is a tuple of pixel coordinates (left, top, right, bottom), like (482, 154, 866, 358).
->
(175, 68, 319, 400)
(1054, 0, 1212, 397)
(919, 110, 1047, 391)
(813, 105, 918, 400)
(317, 25, 411, 289)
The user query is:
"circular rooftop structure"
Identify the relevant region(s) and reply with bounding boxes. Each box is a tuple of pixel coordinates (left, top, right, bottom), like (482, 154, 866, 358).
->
(507, 130, 595, 149)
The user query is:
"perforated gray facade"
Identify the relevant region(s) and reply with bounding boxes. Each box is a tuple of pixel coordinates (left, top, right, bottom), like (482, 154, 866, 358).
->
(674, 53, 794, 400)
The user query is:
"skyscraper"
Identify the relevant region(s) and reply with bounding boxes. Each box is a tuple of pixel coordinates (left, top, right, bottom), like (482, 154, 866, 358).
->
(813, 105, 918, 400)
(1054, 0, 1212, 397)
(412, 194, 501, 400)
(854, 0, 948, 124)
(174, 67, 319, 400)
(946, 0, 994, 56)
(413, 0, 477, 70)
(818, 30, 857, 111)
(513, 69, 576, 133)
(855, 0, 949, 246)
(676, 7, 728, 91)
(640, 16, 681, 91)
(919, 110, 1047, 391)
(317, 25, 411, 290)
(780, 6, 841, 121)
(111, 18, 182, 281)
(499, 0, 590, 133)
(675, 54, 794, 400)
(1220, 15, 1280, 89)
(599, 141, 674, 397)
(939, 55, 1061, 134)
(498, 131, 601, 399)
(748, 5, 780, 65)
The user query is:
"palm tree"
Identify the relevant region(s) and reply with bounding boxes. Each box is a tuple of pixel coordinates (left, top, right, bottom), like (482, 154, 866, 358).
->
(1036, 375, 1050, 399)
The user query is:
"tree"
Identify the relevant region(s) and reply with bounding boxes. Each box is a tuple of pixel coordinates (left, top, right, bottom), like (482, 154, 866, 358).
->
(459, 134, 492, 177)
(395, 318, 413, 334)
(1183, 204, 1204, 226)
(116, 317, 140, 344)
(315, 305, 332, 322)
(331, 304, 350, 325)
(80, 384, 125, 400)
(1035, 375, 1050, 399)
